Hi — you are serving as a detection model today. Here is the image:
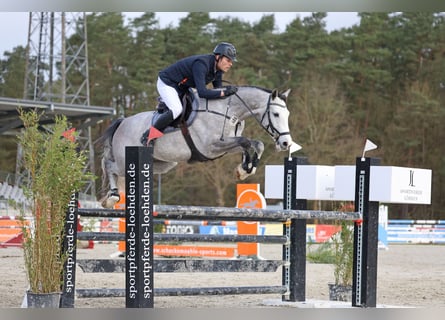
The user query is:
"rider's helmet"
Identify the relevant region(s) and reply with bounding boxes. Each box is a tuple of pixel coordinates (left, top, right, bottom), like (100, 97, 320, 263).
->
(213, 42, 237, 62)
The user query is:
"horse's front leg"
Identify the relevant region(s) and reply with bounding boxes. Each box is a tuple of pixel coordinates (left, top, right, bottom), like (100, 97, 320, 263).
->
(236, 139, 264, 180)
(211, 137, 264, 180)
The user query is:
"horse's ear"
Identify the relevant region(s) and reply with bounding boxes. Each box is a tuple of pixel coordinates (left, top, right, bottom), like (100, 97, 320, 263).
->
(272, 88, 291, 101)
(280, 89, 291, 101)
(271, 89, 279, 99)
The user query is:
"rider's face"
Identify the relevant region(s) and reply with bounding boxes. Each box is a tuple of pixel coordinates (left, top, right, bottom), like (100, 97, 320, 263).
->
(216, 56, 233, 72)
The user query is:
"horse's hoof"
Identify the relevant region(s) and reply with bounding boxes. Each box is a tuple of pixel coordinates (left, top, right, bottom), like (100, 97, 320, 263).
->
(101, 191, 120, 208)
(235, 164, 249, 180)
(102, 196, 119, 209)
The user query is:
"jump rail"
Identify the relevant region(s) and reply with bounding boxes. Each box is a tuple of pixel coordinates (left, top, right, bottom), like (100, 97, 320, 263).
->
(60, 146, 377, 308)
(77, 206, 360, 222)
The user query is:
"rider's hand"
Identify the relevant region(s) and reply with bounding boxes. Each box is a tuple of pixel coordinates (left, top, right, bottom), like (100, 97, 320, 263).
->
(223, 86, 238, 97)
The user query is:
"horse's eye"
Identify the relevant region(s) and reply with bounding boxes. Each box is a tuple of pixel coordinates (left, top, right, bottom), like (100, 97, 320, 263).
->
(273, 113, 279, 117)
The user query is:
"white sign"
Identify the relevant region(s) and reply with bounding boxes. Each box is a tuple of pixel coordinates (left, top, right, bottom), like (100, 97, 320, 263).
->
(265, 164, 432, 205)
(332, 166, 355, 201)
(333, 166, 432, 204)
(371, 166, 432, 204)
(264, 165, 335, 200)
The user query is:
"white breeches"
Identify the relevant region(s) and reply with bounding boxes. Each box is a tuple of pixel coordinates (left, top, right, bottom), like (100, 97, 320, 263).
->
(157, 77, 183, 119)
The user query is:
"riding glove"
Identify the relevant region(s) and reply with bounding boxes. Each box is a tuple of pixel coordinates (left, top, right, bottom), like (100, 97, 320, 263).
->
(223, 86, 238, 97)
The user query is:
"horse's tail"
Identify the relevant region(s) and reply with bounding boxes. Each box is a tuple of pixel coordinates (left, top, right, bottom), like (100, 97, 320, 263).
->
(97, 118, 124, 194)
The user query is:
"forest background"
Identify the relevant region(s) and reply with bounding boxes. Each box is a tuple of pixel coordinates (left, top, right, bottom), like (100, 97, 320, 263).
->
(0, 12, 444, 219)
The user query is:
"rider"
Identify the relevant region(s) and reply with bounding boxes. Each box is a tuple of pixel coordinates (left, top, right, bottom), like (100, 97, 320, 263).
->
(141, 42, 238, 145)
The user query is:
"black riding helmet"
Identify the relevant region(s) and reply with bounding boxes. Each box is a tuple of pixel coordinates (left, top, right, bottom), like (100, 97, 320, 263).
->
(213, 42, 237, 62)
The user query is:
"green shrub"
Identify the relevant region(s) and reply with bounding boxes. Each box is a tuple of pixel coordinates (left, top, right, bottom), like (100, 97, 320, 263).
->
(306, 241, 336, 264)
(331, 221, 354, 286)
(19, 109, 92, 294)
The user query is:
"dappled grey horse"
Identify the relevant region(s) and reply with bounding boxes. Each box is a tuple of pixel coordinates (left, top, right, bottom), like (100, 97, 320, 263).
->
(99, 86, 294, 208)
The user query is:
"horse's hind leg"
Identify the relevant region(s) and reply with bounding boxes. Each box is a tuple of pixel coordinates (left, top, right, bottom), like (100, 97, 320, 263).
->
(101, 159, 121, 208)
(104, 175, 120, 208)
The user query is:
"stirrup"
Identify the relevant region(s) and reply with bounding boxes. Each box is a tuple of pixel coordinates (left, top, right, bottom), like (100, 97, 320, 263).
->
(141, 126, 164, 146)
(140, 130, 149, 146)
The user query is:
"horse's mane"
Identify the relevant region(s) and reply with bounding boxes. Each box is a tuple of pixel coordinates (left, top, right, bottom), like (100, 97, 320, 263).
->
(237, 85, 288, 102)
(237, 85, 272, 94)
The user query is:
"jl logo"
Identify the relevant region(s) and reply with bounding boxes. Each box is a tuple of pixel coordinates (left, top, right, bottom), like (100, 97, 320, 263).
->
(409, 170, 415, 187)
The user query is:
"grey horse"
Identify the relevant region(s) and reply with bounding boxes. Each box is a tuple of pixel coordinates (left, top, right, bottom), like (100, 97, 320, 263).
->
(99, 86, 294, 208)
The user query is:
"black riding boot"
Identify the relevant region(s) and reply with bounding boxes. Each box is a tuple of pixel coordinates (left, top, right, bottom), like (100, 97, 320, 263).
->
(140, 109, 174, 145)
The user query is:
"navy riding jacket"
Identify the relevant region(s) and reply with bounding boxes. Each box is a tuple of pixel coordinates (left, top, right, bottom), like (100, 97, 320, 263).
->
(159, 54, 224, 99)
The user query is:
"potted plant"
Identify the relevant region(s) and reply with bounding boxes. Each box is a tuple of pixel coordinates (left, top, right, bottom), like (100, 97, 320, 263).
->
(18, 109, 90, 308)
(328, 216, 354, 302)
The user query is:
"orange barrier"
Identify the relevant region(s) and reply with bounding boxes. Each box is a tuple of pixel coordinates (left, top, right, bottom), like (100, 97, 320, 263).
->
(0, 217, 27, 248)
(154, 245, 234, 258)
(116, 191, 236, 258)
(236, 184, 266, 258)
(116, 185, 266, 258)
(118, 217, 125, 252)
(118, 216, 237, 258)
(0, 215, 94, 249)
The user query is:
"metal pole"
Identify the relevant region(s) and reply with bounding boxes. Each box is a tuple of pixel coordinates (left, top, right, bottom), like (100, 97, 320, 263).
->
(283, 157, 308, 301)
(352, 157, 380, 307)
(125, 146, 154, 308)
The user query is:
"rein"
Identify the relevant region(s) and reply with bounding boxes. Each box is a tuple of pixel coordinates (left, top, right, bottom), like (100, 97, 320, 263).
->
(232, 91, 290, 141)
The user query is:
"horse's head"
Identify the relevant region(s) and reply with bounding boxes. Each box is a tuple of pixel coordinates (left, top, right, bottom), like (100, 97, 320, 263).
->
(261, 89, 293, 151)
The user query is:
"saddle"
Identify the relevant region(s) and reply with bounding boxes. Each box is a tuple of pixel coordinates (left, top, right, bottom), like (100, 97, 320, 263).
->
(152, 89, 211, 162)
(152, 89, 199, 133)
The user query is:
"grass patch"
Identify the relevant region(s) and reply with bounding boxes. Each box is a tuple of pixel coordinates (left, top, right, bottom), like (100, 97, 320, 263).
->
(306, 241, 336, 264)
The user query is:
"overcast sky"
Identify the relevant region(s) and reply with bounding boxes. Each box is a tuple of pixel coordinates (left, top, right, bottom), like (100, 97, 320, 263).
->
(0, 12, 360, 58)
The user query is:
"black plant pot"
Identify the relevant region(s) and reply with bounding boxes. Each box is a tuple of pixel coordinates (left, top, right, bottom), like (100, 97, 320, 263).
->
(26, 291, 61, 308)
(328, 283, 352, 302)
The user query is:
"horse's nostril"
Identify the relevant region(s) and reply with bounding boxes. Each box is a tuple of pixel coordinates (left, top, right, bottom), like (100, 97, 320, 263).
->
(282, 141, 288, 147)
